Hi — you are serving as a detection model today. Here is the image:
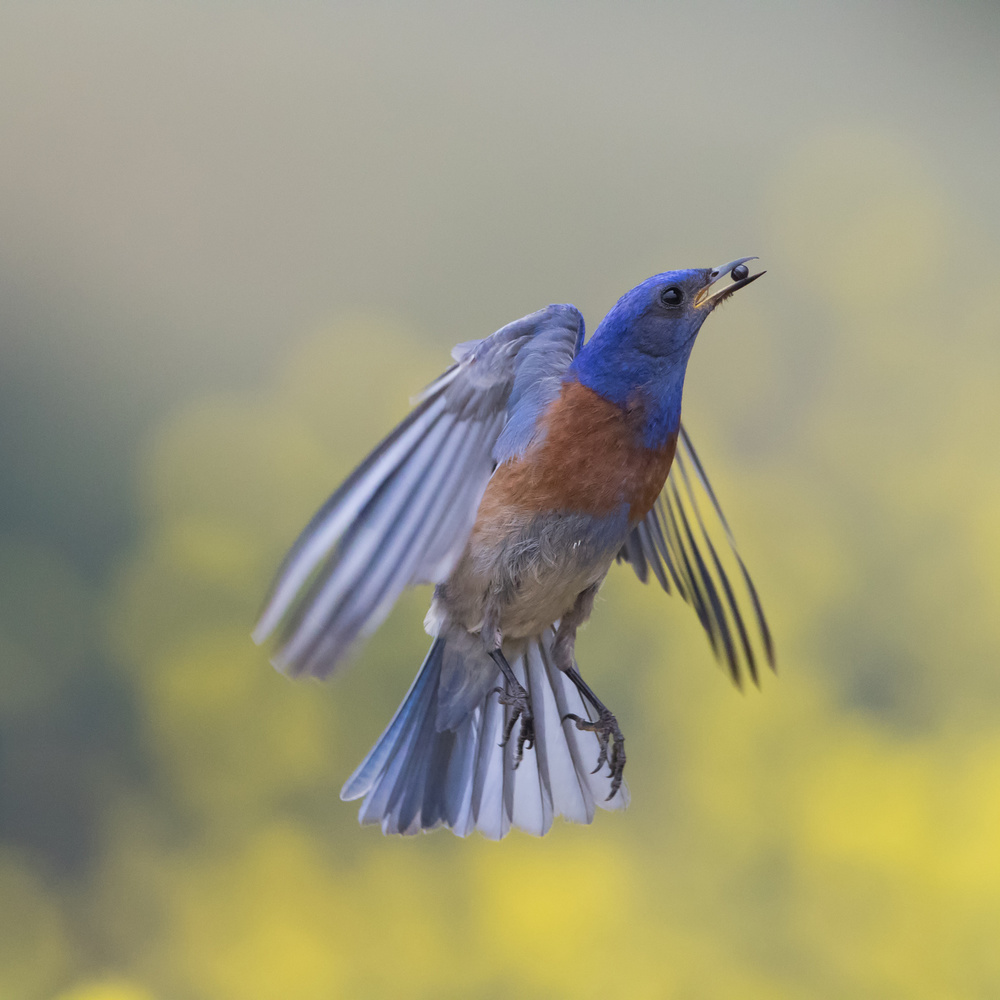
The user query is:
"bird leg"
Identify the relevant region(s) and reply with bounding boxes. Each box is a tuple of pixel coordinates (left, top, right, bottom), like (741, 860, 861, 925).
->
(489, 647, 535, 768)
(554, 584, 626, 797)
(561, 664, 627, 801)
(552, 583, 599, 672)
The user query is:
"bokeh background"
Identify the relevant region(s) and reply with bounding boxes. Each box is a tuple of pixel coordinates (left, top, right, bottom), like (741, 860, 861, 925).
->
(2, 1, 1000, 997)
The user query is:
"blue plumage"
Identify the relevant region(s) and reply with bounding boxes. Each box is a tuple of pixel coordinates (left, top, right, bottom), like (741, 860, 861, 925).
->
(491, 304, 584, 464)
(572, 269, 713, 449)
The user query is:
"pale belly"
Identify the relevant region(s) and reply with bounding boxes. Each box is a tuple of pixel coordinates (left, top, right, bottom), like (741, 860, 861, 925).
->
(427, 507, 630, 640)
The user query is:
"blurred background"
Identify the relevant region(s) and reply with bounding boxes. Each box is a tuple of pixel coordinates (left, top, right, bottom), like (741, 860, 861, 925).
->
(2, 1, 1000, 997)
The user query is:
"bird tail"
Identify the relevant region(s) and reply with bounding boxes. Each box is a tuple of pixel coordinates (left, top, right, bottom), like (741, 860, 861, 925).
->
(340, 631, 629, 839)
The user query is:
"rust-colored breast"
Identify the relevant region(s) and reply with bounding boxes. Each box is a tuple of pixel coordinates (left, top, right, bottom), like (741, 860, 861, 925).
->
(474, 380, 676, 529)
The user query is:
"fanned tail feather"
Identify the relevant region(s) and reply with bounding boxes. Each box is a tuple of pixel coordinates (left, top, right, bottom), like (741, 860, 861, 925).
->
(340, 632, 628, 838)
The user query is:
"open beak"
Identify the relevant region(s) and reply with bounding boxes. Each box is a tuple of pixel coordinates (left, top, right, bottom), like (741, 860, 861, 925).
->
(694, 256, 765, 309)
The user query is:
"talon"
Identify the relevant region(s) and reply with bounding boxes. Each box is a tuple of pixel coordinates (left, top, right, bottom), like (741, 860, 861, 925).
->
(561, 712, 594, 731)
(494, 682, 535, 768)
(562, 708, 626, 799)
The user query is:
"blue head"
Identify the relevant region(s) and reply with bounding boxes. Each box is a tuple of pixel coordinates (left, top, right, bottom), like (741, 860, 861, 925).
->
(570, 258, 764, 447)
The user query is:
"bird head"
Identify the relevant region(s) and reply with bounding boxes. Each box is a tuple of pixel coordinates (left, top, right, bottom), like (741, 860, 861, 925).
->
(571, 258, 764, 445)
(592, 257, 765, 361)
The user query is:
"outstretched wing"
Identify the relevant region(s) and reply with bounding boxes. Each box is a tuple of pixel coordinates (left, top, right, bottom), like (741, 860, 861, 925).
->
(616, 425, 775, 687)
(254, 304, 585, 679)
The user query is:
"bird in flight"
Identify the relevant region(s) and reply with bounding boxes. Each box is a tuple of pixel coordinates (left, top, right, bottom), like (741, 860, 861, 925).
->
(254, 258, 773, 839)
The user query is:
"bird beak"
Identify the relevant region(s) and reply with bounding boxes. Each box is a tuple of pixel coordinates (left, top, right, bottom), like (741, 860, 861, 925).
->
(694, 257, 765, 309)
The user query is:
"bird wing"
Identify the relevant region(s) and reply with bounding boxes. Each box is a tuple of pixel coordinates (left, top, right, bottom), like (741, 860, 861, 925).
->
(616, 424, 775, 687)
(254, 304, 585, 679)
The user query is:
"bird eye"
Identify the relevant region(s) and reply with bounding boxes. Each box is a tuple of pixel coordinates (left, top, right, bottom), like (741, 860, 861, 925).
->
(660, 286, 683, 306)
(731, 264, 749, 281)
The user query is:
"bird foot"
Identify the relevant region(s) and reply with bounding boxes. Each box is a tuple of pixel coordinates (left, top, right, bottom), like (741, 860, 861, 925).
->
(563, 709, 626, 800)
(492, 684, 535, 768)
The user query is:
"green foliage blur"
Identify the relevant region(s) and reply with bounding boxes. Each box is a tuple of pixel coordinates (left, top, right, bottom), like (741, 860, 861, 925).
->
(3, 3, 1000, 998)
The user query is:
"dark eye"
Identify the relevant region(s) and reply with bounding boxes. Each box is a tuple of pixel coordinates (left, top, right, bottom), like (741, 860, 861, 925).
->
(660, 286, 683, 306)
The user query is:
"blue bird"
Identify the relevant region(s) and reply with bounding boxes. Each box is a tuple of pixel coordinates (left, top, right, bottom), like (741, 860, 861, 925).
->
(254, 259, 773, 838)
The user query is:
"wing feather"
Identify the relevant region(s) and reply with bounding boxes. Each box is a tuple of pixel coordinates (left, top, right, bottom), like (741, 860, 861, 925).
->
(616, 425, 775, 686)
(255, 304, 585, 678)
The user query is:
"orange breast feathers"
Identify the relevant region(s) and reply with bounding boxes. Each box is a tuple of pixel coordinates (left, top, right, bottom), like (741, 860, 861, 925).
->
(475, 380, 677, 526)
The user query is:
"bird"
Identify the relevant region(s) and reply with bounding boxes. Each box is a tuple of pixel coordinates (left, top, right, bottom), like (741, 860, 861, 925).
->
(253, 258, 774, 839)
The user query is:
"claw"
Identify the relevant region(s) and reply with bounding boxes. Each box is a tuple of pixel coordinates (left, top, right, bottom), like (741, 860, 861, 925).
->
(562, 709, 626, 800)
(494, 684, 535, 769)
